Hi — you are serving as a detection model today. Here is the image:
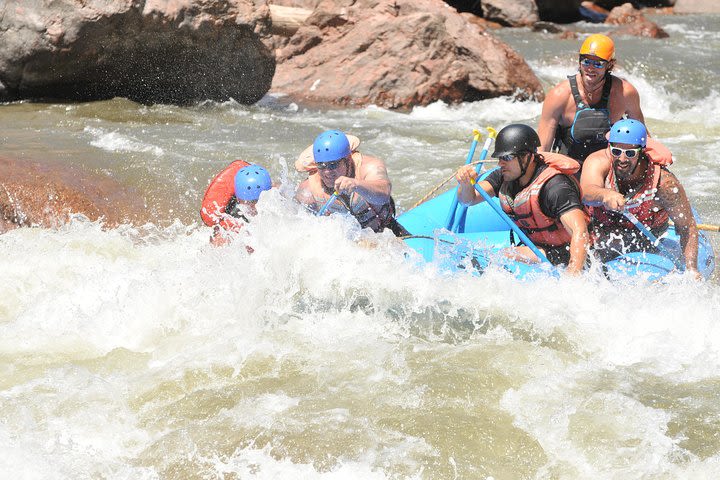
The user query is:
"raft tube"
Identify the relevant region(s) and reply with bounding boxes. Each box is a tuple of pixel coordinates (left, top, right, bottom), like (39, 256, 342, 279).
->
(397, 172, 716, 281)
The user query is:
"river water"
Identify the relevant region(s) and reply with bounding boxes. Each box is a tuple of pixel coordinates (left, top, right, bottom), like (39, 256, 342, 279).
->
(2, 13, 720, 480)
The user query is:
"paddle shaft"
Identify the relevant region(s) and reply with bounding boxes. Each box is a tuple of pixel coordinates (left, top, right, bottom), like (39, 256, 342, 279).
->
(317, 192, 338, 216)
(584, 200, 680, 260)
(471, 180, 552, 264)
(444, 131, 482, 230)
(475, 135, 494, 171)
(451, 129, 498, 233)
(677, 222, 719, 232)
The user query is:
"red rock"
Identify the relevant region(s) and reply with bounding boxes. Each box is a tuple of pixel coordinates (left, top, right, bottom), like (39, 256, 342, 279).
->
(605, 3, 670, 38)
(0, 156, 153, 233)
(270, 0, 544, 110)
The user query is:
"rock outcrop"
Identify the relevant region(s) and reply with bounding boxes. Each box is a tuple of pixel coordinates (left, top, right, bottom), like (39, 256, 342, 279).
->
(674, 0, 720, 13)
(270, 0, 544, 110)
(535, 0, 584, 23)
(606, 3, 670, 38)
(481, 0, 539, 27)
(0, 156, 151, 232)
(0, 0, 275, 105)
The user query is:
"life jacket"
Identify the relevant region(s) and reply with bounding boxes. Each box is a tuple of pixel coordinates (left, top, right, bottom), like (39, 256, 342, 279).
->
(589, 156, 669, 232)
(498, 153, 585, 247)
(316, 190, 396, 233)
(200, 160, 250, 231)
(314, 151, 396, 233)
(556, 74, 613, 163)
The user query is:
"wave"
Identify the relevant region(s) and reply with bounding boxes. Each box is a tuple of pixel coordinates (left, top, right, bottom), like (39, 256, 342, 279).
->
(2, 193, 720, 477)
(85, 126, 165, 155)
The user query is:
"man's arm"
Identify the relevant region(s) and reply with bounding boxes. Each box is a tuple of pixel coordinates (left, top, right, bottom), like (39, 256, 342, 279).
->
(294, 179, 317, 209)
(455, 164, 497, 205)
(579, 152, 626, 210)
(613, 78, 645, 125)
(540, 174, 589, 275)
(559, 208, 590, 275)
(656, 170, 699, 273)
(538, 83, 567, 152)
(335, 155, 391, 206)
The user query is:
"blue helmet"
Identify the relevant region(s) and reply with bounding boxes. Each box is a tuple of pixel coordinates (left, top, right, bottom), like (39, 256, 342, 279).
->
(609, 119, 647, 147)
(312, 130, 351, 163)
(234, 165, 271, 202)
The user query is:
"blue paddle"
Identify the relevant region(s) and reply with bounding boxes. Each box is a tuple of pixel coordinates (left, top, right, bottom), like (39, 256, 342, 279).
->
(621, 209, 681, 264)
(317, 191, 338, 216)
(452, 127, 498, 233)
(585, 200, 679, 263)
(444, 130, 482, 230)
(470, 178, 552, 264)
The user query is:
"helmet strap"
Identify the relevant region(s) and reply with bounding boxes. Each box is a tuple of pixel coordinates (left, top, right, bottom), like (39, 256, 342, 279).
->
(518, 153, 537, 187)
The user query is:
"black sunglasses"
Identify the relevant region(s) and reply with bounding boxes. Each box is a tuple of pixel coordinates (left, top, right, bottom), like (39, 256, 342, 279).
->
(316, 158, 345, 171)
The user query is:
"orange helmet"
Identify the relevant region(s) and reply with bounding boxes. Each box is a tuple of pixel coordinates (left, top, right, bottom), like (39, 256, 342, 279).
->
(579, 34, 615, 61)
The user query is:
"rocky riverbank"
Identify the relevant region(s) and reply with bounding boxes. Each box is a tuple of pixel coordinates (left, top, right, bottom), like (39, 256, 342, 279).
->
(1, 0, 690, 111)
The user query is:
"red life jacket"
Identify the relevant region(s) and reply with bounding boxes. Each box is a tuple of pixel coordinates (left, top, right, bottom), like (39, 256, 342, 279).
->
(200, 160, 250, 231)
(589, 156, 669, 231)
(499, 153, 584, 247)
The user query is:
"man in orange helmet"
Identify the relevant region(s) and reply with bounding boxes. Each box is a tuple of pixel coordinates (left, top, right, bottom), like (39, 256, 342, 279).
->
(538, 34, 646, 167)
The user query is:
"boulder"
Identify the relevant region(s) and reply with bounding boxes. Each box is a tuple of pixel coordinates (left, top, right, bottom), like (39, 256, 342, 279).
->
(595, 0, 675, 7)
(535, 0, 584, 23)
(0, 0, 275, 104)
(0, 156, 151, 233)
(481, 0, 539, 27)
(270, 0, 544, 110)
(605, 3, 669, 38)
(674, 0, 720, 13)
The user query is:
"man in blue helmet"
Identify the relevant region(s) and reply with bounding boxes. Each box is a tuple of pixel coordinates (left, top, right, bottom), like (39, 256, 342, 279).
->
(201, 162, 272, 247)
(295, 130, 409, 236)
(580, 119, 700, 276)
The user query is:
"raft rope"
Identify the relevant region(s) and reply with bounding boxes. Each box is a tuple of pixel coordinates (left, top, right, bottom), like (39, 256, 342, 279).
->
(410, 159, 495, 209)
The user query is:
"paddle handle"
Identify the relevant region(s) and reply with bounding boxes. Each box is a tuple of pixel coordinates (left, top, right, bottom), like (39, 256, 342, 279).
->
(471, 180, 551, 264)
(451, 127, 497, 233)
(474, 127, 497, 174)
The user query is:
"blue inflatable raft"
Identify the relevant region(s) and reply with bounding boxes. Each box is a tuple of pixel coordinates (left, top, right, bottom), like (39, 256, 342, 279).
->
(397, 176, 716, 281)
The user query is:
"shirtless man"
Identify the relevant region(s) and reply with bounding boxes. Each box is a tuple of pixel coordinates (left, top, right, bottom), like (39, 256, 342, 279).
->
(538, 34, 645, 167)
(295, 130, 408, 236)
(580, 119, 699, 277)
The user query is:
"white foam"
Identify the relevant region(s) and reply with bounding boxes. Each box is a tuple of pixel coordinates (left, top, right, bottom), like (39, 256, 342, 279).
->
(86, 126, 165, 155)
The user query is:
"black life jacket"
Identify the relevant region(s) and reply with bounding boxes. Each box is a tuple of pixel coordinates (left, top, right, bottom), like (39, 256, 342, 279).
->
(555, 74, 613, 165)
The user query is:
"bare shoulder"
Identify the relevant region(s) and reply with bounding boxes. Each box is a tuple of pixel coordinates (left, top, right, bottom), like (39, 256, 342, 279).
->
(546, 79, 571, 101)
(357, 154, 389, 179)
(582, 150, 611, 175)
(658, 167, 681, 190)
(295, 177, 317, 202)
(584, 148, 608, 166)
(611, 76, 639, 96)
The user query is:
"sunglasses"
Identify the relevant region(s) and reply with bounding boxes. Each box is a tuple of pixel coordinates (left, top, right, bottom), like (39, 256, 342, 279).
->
(498, 154, 518, 162)
(610, 146, 642, 158)
(580, 57, 608, 69)
(316, 158, 345, 171)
